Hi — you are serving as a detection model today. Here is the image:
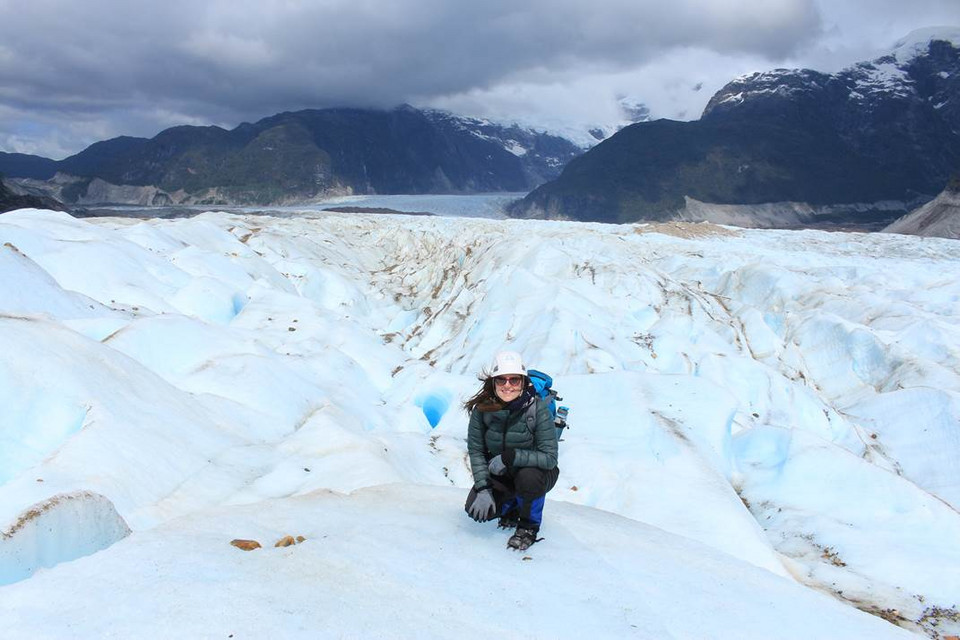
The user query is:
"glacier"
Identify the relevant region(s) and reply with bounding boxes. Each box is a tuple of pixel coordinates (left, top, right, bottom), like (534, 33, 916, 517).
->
(1, 201, 958, 638)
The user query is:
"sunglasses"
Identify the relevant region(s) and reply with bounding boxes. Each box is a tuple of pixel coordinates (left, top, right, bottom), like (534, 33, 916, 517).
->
(494, 375, 524, 387)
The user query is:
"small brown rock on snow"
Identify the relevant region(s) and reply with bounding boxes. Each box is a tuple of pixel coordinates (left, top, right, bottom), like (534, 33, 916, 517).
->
(230, 539, 262, 551)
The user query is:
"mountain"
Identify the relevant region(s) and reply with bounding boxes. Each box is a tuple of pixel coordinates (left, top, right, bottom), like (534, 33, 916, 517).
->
(884, 174, 960, 238)
(3, 106, 582, 206)
(0, 152, 59, 180)
(511, 28, 960, 226)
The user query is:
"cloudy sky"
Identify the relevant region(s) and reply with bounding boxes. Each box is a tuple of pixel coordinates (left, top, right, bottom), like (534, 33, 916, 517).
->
(1, 0, 958, 159)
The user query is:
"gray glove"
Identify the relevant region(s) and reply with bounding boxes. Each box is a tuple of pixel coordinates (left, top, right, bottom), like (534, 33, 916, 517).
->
(488, 455, 507, 476)
(467, 489, 496, 522)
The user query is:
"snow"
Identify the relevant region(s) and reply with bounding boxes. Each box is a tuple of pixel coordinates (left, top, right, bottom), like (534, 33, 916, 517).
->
(503, 139, 529, 156)
(892, 27, 960, 65)
(0, 486, 914, 639)
(711, 29, 958, 119)
(718, 90, 745, 106)
(854, 61, 915, 99)
(1, 201, 960, 637)
(0, 491, 131, 587)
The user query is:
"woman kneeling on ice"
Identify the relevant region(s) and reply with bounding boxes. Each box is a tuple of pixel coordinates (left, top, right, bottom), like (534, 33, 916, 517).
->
(463, 351, 559, 551)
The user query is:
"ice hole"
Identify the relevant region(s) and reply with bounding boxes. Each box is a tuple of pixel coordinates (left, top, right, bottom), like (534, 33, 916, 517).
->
(416, 389, 453, 428)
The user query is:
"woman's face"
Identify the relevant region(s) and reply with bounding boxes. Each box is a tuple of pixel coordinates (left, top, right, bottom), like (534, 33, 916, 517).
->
(493, 375, 524, 403)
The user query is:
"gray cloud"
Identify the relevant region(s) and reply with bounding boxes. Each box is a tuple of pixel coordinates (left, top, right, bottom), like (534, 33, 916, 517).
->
(0, 0, 955, 158)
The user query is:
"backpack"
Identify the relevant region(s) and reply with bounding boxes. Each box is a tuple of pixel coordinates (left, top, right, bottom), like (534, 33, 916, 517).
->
(526, 369, 570, 441)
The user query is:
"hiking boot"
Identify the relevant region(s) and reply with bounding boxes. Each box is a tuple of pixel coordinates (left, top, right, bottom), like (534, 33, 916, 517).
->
(507, 526, 539, 551)
(498, 512, 520, 529)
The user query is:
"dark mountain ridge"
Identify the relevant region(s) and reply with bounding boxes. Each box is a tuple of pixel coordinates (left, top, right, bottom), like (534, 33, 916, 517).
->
(1, 106, 582, 206)
(0, 153, 60, 180)
(511, 29, 960, 226)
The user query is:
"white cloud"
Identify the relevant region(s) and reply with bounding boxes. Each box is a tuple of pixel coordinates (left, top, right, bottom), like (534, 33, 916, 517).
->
(179, 32, 277, 71)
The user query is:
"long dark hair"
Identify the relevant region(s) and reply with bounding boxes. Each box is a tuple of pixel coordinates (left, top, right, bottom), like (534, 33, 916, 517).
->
(463, 371, 529, 413)
(463, 373, 498, 413)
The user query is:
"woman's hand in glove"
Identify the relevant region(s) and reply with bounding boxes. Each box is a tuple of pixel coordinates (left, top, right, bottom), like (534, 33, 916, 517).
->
(467, 489, 496, 522)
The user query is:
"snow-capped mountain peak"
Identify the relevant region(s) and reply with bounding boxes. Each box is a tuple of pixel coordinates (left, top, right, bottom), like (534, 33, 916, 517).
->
(891, 26, 960, 64)
(703, 28, 960, 119)
(419, 107, 582, 161)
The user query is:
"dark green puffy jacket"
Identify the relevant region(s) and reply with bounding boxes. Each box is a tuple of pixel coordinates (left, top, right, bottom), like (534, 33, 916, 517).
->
(467, 396, 558, 492)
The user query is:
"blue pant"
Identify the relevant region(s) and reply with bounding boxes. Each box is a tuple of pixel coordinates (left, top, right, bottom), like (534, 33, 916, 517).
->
(490, 466, 560, 530)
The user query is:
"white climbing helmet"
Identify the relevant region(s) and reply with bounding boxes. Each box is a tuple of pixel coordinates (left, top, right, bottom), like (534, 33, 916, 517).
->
(491, 350, 527, 377)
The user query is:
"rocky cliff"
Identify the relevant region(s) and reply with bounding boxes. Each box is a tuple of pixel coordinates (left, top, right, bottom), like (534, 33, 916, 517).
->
(884, 176, 960, 238)
(0, 178, 65, 214)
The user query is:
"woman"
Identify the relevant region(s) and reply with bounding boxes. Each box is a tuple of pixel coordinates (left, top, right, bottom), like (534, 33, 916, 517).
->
(463, 350, 559, 551)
